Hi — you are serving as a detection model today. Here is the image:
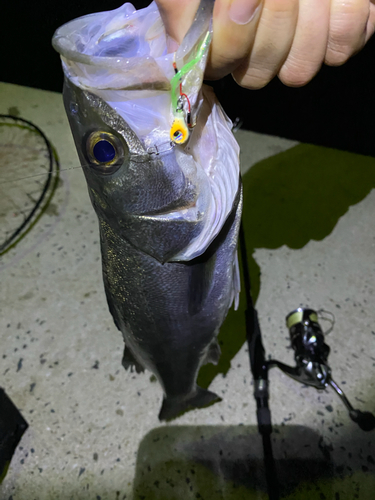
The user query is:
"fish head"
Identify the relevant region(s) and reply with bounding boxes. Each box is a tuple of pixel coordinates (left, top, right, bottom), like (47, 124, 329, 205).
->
(54, 1, 240, 262)
(63, 77, 195, 229)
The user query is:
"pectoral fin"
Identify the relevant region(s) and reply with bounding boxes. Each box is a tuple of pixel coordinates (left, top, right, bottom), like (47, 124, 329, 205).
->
(203, 339, 221, 365)
(122, 345, 145, 374)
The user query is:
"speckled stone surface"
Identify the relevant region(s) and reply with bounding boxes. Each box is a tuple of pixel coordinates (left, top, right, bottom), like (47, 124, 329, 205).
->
(1, 82, 374, 500)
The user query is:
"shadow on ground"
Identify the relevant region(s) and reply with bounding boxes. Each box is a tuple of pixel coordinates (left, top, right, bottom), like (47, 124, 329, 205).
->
(132, 424, 375, 500)
(197, 144, 375, 389)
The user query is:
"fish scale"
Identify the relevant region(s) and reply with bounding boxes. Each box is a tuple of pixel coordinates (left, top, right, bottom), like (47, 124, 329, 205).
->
(53, 0, 242, 420)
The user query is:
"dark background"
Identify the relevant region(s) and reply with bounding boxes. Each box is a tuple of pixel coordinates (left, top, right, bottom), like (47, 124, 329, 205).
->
(2, 0, 375, 156)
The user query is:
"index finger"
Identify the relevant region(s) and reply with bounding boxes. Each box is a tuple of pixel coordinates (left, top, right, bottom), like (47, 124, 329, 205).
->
(156, 0, 200, 47)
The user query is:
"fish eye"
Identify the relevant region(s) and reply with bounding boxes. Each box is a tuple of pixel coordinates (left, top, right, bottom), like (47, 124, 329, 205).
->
(86, 131, 125, 174)
(93, 139, 116, 163)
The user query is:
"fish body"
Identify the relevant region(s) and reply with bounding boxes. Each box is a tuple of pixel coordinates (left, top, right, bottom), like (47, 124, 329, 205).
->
(54, 1, 242, 420)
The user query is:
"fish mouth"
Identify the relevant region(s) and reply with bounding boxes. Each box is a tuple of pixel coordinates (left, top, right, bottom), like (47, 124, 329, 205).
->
(140, 183, 198, 217)
(166, 87, 240, 262)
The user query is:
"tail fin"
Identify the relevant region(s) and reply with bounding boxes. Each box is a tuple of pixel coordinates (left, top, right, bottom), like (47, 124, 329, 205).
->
(159, 386, 221, 421)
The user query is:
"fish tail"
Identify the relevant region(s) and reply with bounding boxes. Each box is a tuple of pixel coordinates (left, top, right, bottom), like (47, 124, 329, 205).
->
(158, 386, 221, 421)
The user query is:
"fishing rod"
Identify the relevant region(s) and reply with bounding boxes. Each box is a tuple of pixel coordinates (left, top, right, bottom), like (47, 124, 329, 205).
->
(239, 221, 280, 500)
(239, 220, 375, 500)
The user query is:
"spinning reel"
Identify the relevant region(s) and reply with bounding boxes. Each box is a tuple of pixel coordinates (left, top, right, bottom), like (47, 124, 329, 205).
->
(267, 307, 375, 432)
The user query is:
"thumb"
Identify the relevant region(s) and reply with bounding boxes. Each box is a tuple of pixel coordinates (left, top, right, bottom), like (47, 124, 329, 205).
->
(156, 0, 201, 48)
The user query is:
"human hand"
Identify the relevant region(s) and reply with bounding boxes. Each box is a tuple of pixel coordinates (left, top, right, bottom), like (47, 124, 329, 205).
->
(156, 0, 375, 88)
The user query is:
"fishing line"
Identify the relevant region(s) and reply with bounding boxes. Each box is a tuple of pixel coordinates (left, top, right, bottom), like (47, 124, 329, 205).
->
(169, 31, 211, 144)
(172, 61, 192, 117)
(0, 142, 176, 185)
(316, 309, 335, 335)
(170, 31, 211, 113)
(0, 165, 78, 184)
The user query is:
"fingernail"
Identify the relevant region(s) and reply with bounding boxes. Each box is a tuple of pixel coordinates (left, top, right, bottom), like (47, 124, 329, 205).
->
(229, 0, 261, 25)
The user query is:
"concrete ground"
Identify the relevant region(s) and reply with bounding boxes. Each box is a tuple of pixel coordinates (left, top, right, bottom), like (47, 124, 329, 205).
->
(0, 82, 374, 499)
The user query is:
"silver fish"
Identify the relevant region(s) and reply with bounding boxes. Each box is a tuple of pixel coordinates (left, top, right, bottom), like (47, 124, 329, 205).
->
(54, 1, 242, 420)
